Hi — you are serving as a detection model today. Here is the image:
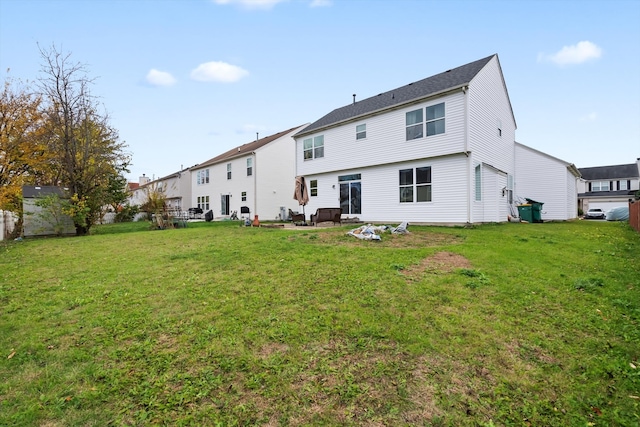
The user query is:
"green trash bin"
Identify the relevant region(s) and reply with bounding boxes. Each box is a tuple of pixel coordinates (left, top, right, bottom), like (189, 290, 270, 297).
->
(525, 199, 544, 223)
(517, 204, 533, 223)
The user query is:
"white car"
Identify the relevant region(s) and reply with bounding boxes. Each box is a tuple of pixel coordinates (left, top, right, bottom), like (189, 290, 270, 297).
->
(584, 208, 605, 219)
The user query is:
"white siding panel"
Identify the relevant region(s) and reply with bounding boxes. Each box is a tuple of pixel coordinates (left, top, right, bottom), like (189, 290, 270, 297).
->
(255, 134, 297, 220)
(302, 155, 469, 224)
(515, 144, 576, 221)
(565, 169, 578, 219)
(468, 56, 516, 177)
(296, 92, 467, 177)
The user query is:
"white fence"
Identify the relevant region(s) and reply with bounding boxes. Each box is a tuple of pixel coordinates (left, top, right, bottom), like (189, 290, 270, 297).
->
(0, 210, 18, 241)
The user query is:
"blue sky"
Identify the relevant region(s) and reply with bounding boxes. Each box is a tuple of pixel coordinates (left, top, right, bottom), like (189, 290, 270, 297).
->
(1, 0, 639, 182)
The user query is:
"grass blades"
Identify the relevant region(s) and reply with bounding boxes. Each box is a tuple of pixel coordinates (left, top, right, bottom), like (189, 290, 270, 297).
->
(1, 220, 639, 426)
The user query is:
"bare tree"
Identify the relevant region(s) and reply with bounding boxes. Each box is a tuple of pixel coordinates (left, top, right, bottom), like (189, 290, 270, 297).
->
(38, 44, 130, 235)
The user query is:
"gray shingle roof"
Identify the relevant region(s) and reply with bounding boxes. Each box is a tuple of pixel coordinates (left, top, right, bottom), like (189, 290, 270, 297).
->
(296, 54, 496, 137)
(578, 163, 639, 180)
(22, 186, 69, 198)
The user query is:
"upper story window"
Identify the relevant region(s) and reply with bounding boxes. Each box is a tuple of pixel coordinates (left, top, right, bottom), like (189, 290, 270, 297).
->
(303, 135, 324, 160)
(356, 124, 366, 140)
(246, 158, 253, 176)
(310, 179, 318, 197)
(227, 163, 232, 180)
(619, 180, 629, 191)
(426, 103, 445, 136)
(591, 181, 610, 191)
(241, 191, 247, 201)
(197, 169, 209, 185)
(399, 167, 432, 203)
(406, 109, 423, 140)
(406, 102, 445, 140)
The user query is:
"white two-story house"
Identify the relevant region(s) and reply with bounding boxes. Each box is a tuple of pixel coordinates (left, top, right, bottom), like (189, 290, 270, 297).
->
(129, 168, 192, 212)
(190, 124, 308, 221)
(577, 159, 640, 213)
(294, 54, 517, 224)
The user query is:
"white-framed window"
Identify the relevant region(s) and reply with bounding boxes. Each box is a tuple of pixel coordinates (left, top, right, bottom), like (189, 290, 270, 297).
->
(426, 103, 445, 136)
(475, 164, 482, 201)
(197, 195, 210, 210)
(406, 103, 445, 140)
(227, 163, 232, 180)
(246, 158, 253, 176)
(406, 109, 423, 140)
(303, 135, 324, 160)
(356, 124, 366, 140)
(399, 167, 432, 203)
(310, 179, 318, 197)
(241, 191, 247, 202)
(619, 180, 629, 191)
(591, 181, 610, 191)
(197, 169, 209, 185)
(506, 174, 514, 204)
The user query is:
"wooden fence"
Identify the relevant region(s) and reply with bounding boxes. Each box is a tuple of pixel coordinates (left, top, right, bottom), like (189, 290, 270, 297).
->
(630, 200, 640, 234)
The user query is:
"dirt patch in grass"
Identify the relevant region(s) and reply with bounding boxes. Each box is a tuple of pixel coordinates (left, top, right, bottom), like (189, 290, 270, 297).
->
(257, 342, 289, 359)
(401, 251, 472, 281)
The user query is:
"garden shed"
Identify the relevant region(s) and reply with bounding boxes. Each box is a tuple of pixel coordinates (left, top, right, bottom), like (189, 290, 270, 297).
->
(22, 186, 76, 237)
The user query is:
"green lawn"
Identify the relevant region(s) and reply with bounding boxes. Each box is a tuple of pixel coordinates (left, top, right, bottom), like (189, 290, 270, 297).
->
(1, 220, 639, 426)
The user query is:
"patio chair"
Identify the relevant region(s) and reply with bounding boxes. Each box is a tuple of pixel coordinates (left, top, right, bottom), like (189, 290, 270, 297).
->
(289, 209, 306, 225)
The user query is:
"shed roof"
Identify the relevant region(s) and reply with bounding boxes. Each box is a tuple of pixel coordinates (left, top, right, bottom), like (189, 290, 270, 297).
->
(22, 186, 69, 198)
(296, 54, 497, 137)
(579, 163, 639, 180)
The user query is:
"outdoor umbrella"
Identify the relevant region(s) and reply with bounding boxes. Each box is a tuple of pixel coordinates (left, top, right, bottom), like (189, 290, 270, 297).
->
(293, 176, 309, 222)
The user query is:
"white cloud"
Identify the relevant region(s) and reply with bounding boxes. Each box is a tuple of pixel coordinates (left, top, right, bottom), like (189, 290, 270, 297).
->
(211, 0, 287, 10)
(310, 0, 332, 6)
(146, 69, 176, 87)
(190, 61, 249, 83)
(538, 41, 602, 66)
(580, 112, 598, 122)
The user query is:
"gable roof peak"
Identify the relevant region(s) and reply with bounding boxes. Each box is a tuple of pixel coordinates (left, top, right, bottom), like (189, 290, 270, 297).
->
(297, 54, 498, 136)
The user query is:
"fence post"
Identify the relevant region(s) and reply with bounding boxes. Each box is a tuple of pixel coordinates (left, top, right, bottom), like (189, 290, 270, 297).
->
(630, 200, 640, 234)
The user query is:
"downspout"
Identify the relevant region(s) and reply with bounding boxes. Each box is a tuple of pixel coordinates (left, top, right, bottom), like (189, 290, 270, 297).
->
(252, 151, 257, 219)
(462, 85, 471, 224)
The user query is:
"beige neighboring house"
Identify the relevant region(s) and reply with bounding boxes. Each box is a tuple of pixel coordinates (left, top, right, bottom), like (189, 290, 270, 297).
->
(129, 168, 192, 212)
(577, 158, 640, 213)
(190, 124, 308, 221)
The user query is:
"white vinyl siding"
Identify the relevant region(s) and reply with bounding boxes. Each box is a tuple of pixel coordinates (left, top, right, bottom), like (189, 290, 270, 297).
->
(467, 56, 515, 177)
(192, 125, 304, 221)
(296, 92, 465, 177)
(515, 143, 578, 221)
(301, 155, 469, 224)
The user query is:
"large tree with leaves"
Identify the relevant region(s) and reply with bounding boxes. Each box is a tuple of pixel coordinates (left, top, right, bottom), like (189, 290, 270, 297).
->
(0, 77, 51, 214)
(38, 45, 130, 235)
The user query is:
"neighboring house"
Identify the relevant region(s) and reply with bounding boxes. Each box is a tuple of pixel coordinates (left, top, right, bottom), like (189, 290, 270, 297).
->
(22, 186, 76, 237)
(577, 159, 640, 213)
(129, 169, 191, 211)
(515, 143, 581, 221)
(294, 54, 518, 224)
(190, 124, 308, 220)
